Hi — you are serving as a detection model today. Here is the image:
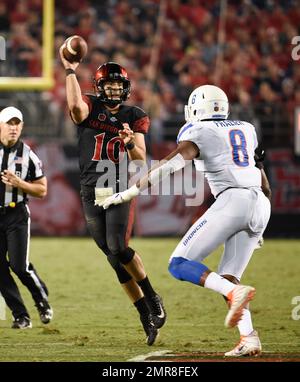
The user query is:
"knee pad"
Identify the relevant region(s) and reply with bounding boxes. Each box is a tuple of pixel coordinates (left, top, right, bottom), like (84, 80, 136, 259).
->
(116, 247, 135, 265)
(106, 255, 132, 284)
(168, 257, 185, 281)
(168, 256, 208, 285)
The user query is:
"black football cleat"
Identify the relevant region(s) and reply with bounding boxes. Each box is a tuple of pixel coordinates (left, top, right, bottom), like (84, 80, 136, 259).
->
(12, 316, 32, 329)
(140, 314, 159, 346)
(147, 294, 167, 329)
(36, 300, 53, 324)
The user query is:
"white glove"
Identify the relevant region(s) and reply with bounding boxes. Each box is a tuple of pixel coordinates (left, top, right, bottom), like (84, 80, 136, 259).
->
(97, 185, 140, 209)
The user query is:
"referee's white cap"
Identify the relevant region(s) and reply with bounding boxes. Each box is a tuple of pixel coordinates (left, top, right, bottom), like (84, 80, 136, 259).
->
(0, 106, 23, 123)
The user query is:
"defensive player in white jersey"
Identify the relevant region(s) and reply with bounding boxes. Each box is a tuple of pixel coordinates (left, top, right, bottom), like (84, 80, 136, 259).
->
(98, 85, 271, 356)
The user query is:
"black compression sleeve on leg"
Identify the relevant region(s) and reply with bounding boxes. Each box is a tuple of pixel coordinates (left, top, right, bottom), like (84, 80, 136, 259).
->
(115, 267, 132, 284)
(106, 255, 132, 284)
(118, 247, 135, 265)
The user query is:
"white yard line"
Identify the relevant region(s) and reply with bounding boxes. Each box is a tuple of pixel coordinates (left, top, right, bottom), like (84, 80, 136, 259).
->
(128, 350, 172, 362)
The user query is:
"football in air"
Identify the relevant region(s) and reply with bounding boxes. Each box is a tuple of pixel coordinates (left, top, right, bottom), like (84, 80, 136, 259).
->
(62, 35, 88, 63)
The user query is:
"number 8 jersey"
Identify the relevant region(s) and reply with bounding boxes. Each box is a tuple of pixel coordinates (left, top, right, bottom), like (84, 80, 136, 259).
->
(177, 119, 261, 197)
(75, 94, 150, 188)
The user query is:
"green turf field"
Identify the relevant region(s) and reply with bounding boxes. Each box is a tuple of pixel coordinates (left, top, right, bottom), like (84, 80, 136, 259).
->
(0, 238, 299, 361)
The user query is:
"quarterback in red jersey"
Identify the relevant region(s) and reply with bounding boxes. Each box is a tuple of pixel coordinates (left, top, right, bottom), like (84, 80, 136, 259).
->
(59, 44, 166, 345)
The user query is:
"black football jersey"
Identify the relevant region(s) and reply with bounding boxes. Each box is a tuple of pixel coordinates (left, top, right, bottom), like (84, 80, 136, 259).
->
(75, 95, 150, 189)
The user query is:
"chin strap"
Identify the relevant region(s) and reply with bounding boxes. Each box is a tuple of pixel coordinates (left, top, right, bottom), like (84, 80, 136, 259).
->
(104, 99, 122, 107)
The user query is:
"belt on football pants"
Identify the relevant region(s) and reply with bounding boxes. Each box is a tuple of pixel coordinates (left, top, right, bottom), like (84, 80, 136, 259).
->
(0, 202, 25, 215)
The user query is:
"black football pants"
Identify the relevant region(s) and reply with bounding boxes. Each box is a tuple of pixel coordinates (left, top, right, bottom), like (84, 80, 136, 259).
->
(81, 186, 135, 283)
(0, 203, 49, 319)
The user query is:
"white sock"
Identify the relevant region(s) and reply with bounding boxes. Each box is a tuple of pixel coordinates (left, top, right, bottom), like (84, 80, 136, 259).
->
(204, 272, 236, 296)
(237, 308, 254, 336)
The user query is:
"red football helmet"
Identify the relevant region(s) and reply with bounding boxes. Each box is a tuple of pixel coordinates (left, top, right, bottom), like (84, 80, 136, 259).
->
(94, 62, 131, 106)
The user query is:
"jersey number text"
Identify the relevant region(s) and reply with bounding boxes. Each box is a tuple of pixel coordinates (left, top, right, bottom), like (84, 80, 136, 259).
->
(92, 133, 125, 163)
(229, 129, 249, 167)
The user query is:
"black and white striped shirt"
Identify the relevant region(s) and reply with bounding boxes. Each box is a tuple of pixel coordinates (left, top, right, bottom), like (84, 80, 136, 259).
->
(0, 140, 44, 207)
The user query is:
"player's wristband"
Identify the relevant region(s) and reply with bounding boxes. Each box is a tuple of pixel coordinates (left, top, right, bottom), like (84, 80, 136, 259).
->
(125, 141, 135, 150)
(65, 68, 76, 76)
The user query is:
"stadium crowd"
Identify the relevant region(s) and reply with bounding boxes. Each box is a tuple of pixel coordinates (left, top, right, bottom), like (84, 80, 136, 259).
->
(1, 0, 300, 148)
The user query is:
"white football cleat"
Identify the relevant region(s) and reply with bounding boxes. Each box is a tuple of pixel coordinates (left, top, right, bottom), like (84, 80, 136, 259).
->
(225, 285, 256, 328)
(224, 330, 262, 357)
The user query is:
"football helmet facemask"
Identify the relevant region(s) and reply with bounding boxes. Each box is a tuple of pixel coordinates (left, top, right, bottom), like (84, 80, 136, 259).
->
(94, 62, 131, 107)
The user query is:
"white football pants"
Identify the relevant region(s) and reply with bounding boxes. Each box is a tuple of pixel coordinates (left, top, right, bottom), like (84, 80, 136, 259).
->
(170, 188, 271, 280)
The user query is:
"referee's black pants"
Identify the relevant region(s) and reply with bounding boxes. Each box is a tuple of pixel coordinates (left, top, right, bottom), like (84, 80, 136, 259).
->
(0, 203, 48, 319)
(81, 186, 135, 284)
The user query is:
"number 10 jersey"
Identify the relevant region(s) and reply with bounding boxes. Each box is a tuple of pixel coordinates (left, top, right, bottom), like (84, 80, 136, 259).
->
(75, 94, 150, 188)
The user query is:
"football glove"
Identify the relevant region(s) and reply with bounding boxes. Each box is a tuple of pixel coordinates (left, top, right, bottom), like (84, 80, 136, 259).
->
(254, 148, 265, 169)
(96, 185, 140, 209)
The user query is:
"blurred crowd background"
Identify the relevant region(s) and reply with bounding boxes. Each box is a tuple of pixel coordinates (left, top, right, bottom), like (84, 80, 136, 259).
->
(0, 0, 300, 236)
(1, 0, 300, 147)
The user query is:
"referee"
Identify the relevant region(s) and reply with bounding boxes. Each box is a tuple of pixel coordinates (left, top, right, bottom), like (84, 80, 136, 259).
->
(0, 106, 53, 329)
